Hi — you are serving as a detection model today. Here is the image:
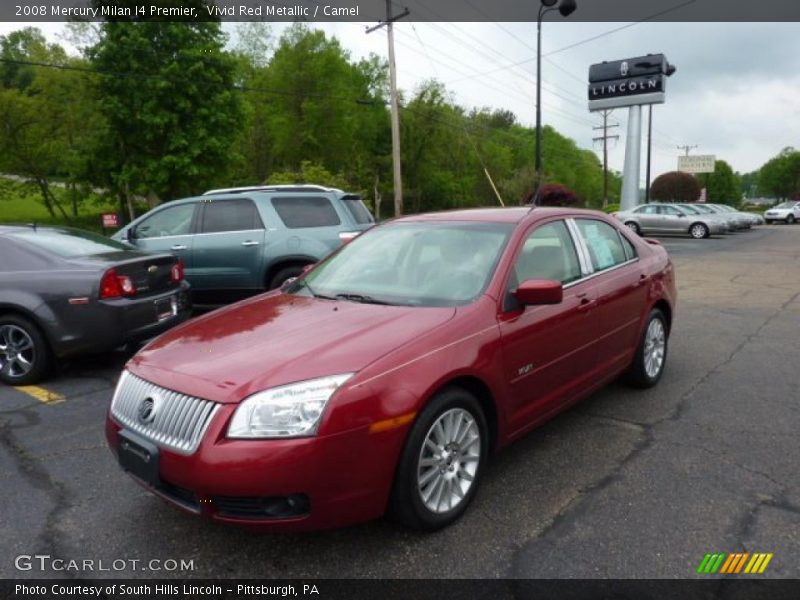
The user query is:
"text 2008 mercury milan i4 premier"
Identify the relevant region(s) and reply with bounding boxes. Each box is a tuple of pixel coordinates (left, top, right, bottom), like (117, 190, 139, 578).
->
(106, 206, 676, 531)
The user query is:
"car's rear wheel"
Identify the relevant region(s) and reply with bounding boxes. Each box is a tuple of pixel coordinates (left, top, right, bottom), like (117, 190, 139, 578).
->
(625, 308, 668, 388)
(0, 315, 50, 385)
(390, 387, 487, 530)
(765, 219, 773, 225)
(689, 223, 709, 239)
(787, 215, 796, 225)
(625, 221, 641, 236)
(269, 265, 306, 290)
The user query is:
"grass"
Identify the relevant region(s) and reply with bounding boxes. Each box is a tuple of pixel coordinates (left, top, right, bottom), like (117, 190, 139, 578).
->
(0, 177, 118, 233)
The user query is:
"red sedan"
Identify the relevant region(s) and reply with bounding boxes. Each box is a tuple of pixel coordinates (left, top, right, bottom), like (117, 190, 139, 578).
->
(106, 207, 676, 531)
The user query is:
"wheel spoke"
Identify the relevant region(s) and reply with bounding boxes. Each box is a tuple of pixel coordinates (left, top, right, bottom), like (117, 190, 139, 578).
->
(419, 466, 439, 487)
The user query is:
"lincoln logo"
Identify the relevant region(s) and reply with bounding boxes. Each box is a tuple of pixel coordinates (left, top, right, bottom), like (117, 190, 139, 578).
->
(620, 61, 629, 77)
(138, 397, 156, 424)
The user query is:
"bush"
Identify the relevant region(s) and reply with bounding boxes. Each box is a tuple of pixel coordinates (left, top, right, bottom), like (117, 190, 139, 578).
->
(651, 171, 701, 203)
(525, 183, 582, 207)
(603, 203, 620, 214)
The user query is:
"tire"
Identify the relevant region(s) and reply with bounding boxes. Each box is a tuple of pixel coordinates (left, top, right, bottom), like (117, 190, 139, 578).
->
(269, 265, 306, 290)
(625, 221, 641, 236)
(765, 219, 773, 225)
(0, 315, 50, 386)
(625, 308, 668, 389)
(787, 215, 796, 225)
(390, 387, 488, 530)
(689, 222, 709, 239)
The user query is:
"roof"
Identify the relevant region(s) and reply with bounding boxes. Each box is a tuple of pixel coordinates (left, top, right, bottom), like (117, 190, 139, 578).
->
(393, 206, 610, 224)
(203, 184, 344, 195)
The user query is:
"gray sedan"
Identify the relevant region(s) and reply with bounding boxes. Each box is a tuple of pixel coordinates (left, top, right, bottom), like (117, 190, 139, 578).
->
(615, 203, 727, 239)
(0, 225, 191, 385)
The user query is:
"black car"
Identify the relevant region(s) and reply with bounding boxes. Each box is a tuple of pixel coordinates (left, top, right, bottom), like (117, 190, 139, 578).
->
(0, 225, 191, 385)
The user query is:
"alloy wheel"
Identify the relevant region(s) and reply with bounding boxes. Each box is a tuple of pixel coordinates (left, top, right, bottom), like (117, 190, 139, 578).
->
(690, 224, 708, 239)
(0, 324, 36, 379)
(643, 318, 666, 379)
(417, 408, 481, 514)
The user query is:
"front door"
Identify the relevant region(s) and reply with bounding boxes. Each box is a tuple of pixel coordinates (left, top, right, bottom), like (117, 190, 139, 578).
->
(131, 202, 198, 273)
(498, 219, 600, 436)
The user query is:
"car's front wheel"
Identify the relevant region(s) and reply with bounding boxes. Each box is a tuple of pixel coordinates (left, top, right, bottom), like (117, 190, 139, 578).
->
(787, 215, 796, 225)
(625, 308, 668, 388)
(765, 219, 773, 225)
(0, 315, 50, 385)
(390, 387, 488, 530)
(269, 265, 307, 290)
(625, 221, 641, 236)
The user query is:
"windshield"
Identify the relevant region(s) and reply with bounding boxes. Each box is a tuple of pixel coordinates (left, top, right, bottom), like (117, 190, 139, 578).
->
(291, 221, 513, 307)
(10, 228, 132, 258)
(774, 202, 796, 209)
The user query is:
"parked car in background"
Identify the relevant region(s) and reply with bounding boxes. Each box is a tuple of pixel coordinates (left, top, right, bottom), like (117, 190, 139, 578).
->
(0, 226, 190, 385)
(113, 185, 375, 304)
(615, 203, 726, 239)
(107, 207, 676, 532)
(675, 204, 732, 234)
(702, 204, 751, 230)
(707, 204, 764, 226)
(685, 203, 744, 231)
(763, 201, 800, 225)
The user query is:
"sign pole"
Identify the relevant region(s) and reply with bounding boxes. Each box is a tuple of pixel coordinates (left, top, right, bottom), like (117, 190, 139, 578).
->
(620, 105, 642, 211)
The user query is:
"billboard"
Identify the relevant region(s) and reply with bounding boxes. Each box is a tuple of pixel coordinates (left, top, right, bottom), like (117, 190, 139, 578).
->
(678, 155, 716, 174)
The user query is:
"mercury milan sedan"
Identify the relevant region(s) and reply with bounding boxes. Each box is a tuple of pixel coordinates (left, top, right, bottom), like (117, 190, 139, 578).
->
(106, 207, 677, 531)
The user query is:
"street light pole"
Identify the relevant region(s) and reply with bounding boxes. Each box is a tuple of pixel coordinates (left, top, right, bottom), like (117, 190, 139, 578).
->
(535, 0, 576, 191)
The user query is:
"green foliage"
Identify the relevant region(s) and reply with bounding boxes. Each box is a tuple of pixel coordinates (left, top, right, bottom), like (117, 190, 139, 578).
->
(603, 203, 621, 214)
(757, 147, 800, 200)
(267, 161, 351, 191)
(703, 160, 741, 206)
(87, 5, 243, 203)
(651, 171, 701, 203)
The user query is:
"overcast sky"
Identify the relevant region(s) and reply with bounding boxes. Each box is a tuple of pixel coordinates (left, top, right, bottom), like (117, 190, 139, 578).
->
(3, 19, 798, 188)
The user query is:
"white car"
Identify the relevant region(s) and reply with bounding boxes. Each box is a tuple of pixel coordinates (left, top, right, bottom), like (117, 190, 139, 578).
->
(764, 201, 800, 225)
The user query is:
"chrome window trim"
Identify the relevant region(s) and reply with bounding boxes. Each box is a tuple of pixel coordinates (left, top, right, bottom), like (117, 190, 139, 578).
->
(192, 228, 266, 237)
(564, 217, 640, 288)
(565, 218, 594, 276)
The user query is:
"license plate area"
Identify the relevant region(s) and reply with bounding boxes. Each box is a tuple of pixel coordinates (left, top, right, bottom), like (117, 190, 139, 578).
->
(154, 295, 178, 322)
(118, 430, 160, 487)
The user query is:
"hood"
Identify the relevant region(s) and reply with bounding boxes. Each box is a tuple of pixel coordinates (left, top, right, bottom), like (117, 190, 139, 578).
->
(129, 293, 456, 403)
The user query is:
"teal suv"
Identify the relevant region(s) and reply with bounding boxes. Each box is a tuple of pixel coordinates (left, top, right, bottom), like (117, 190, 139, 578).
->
(114, 185, 374, 303)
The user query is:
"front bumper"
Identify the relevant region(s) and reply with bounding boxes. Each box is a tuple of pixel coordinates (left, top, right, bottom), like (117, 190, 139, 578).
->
(105, 402, 407, 531)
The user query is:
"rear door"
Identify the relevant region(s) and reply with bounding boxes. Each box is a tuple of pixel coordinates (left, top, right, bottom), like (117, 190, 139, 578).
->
(498, 219, 600, 435)
(131, 202, 199, 272)
(573, 218, 648, 374)
(192, 197, 266, 291)
(269, 195, 346, 253)
(633, 205, 660, 232)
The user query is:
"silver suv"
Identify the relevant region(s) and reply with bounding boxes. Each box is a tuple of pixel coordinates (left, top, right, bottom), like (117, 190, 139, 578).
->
(114, 185, 374, 303)
(764, 201, 800, 225)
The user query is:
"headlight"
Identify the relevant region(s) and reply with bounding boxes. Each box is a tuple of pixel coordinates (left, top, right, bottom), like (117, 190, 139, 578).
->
(227, 374, 354, 439)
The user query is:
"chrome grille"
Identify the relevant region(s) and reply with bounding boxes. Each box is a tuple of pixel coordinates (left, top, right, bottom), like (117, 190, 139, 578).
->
(110, 370, 220, 455)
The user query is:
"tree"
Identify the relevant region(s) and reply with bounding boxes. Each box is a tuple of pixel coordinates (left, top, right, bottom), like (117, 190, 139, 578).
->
(526, 183, 581, 207)
(758, 147, 800, 200)
(704, 159, 740, 206)
(87, 2, 243, 216)
(651, 171, 701, 203)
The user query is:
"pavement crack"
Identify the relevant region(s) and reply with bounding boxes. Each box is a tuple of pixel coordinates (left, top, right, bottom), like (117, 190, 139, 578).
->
(0, 414, 76, 579)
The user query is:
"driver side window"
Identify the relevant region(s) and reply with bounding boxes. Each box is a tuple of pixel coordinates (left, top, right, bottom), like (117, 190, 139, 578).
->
(135, 203, 196, 239)
(512, 221, 582, 288)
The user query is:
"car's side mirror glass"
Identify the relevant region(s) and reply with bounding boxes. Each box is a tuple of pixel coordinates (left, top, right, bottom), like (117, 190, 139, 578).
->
(514, 279, 563, 306)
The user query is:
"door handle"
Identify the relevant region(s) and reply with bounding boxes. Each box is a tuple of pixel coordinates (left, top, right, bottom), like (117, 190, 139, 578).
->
(170, 245, 187, 251)
(577, 296, 596, 312)
(241, 240, 260, 247)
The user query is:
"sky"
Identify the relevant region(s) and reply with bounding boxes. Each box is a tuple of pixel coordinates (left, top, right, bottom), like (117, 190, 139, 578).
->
(2, 19, 799, 190)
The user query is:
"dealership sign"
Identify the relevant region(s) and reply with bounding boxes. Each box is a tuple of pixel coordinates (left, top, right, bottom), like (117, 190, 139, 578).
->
(678, 155, 716, 174)
(588, 54, 675, 112)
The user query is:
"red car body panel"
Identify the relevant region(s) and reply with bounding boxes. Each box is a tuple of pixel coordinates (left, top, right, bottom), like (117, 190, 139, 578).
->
(106, 207, 677, 531)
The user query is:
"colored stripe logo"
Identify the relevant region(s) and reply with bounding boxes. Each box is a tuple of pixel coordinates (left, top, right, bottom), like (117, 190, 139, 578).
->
(696, 553, 773, 574)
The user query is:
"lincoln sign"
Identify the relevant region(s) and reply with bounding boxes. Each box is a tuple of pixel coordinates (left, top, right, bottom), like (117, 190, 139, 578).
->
(588, 54, 675, 112)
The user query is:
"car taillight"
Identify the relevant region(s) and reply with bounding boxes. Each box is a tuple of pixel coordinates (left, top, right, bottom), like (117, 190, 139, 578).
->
(99, 268, 136, 299)
(338, 231, 360, 244)
(171, 258, 184, 283)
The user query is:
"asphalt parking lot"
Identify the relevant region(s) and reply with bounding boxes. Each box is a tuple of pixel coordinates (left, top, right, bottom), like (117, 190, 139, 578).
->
(2, 225, 799, 579)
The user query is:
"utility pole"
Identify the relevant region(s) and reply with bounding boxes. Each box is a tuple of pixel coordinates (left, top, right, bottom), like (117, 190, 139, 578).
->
(366, 2, 409, 217)
(593, 109, 619, 208)
(645, 105, 653, 203)
(677, 144, 698, 156)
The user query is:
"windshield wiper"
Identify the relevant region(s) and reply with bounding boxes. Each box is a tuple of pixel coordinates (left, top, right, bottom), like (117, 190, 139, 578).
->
(290, 278, 336, 300)
(335, 293, 394, 306)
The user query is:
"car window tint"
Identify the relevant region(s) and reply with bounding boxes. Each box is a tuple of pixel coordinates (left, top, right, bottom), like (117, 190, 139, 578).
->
(659, 205, 682, 216)
(136, 204, 195, 239)
(634, 205, 657, 215)
(272, 197, 341, 228)
(341, 197, 374, 224)
(512, 220, 582, 287)
(9, 228, 132, 258)
(201, 198, 263, 234)
(576, 219, 628, 272)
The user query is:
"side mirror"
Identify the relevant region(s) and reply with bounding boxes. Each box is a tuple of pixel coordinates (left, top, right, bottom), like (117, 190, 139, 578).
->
(514, 279, 563, 306)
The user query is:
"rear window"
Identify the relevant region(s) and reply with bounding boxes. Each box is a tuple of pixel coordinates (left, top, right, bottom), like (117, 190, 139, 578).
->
(272, 197, 341, 228)
(9, 228, 131, 258)
(341, 197, 374, 225)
